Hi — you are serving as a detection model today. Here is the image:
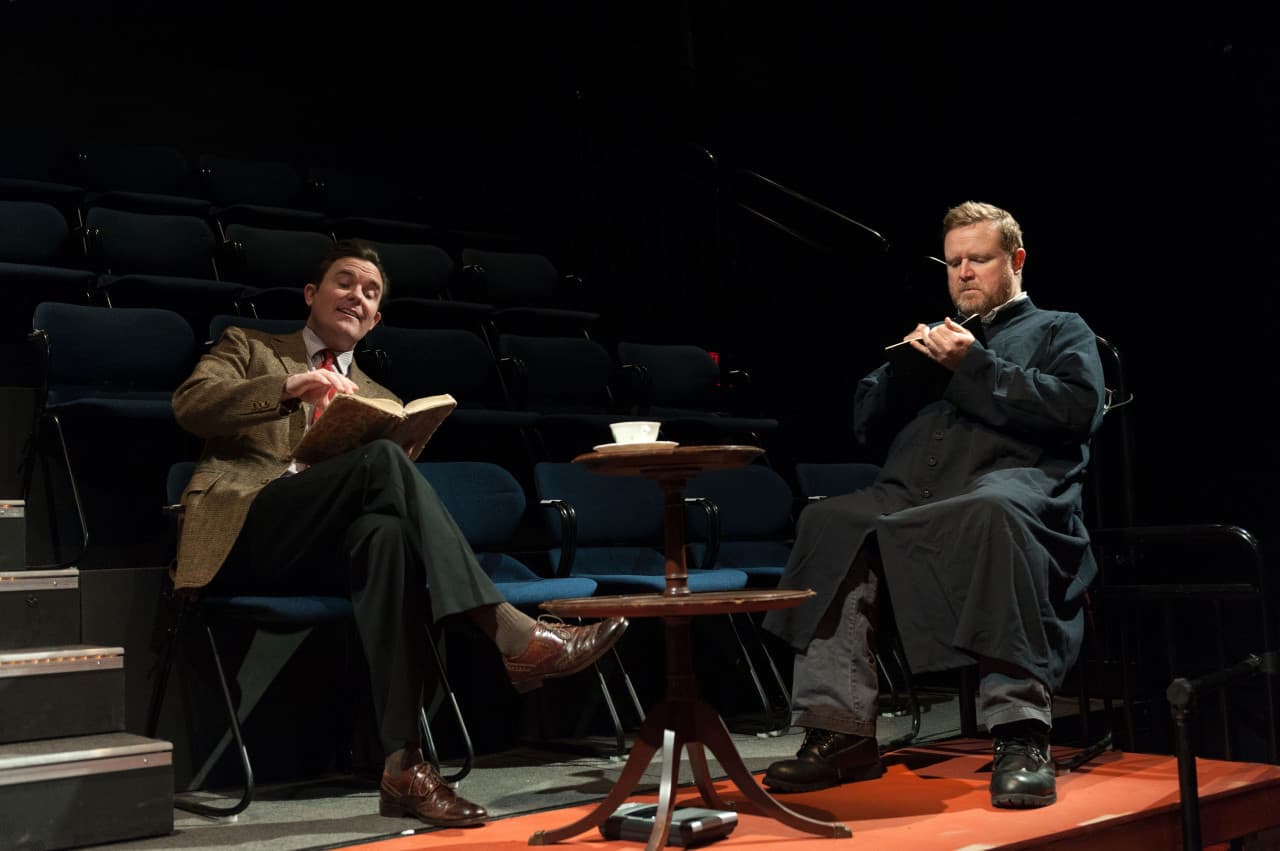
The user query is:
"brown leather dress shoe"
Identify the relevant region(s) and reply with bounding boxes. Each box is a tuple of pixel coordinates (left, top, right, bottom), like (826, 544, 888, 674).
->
(503, 615, 628, 693)
(379, 760, 487, 827)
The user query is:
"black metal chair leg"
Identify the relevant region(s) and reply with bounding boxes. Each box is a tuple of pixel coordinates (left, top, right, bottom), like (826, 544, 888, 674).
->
(146, 592, 185, 739)
(611, 645, 645, 723)
(420, 626, 473, 784)
(172, 624, 256, 818)
(591, 659, 628, 758)
(745, 611, 794, 725)
(147, 591, 255, 818)
(879, 632, 921, 752)
(419, 704, 441, 772)
(958, 664, 979, 738)
(723, 612, 773, 724)
(577, 616, 631, 756)
(729, 611, 791, 735)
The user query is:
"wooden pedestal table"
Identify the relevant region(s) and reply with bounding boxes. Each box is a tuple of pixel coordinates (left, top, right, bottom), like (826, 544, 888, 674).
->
(529, 444, 852, 848)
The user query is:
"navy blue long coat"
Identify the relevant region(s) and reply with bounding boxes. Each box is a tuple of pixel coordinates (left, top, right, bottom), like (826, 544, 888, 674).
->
(764, 297, 1105, 690)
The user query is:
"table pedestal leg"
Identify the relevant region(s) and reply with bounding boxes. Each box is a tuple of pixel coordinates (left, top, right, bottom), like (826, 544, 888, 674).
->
(529, 700, 671, 846)
(686, 742, 731, 810)
(529, 697, 850, 845)
(691, 700, 852, 839)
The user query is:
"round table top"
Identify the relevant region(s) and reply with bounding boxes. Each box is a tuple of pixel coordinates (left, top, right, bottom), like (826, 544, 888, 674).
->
(572, 444, 765, 477)
(540, 587, 814, 619)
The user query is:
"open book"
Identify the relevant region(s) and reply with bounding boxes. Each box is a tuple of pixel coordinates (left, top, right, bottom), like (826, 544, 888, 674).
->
(293, 393, 457, 465)
(883, 313, 985, 398)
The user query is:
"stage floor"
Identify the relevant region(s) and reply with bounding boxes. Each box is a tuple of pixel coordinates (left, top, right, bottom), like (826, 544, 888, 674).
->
(352, 739, 1280, 850)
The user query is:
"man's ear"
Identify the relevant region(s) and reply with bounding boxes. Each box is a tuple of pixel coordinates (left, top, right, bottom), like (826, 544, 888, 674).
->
(370, 310, 381, 330)
(1011, 248, 1027, 274)
(303, 283, 317, 306)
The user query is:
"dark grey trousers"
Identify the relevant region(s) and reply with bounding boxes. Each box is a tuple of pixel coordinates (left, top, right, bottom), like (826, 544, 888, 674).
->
(790, 541, 1052, 737)
(211, 439, 504, 754)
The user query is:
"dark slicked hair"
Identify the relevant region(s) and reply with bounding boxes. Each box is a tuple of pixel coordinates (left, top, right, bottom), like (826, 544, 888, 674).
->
(314, 238, 390, 303)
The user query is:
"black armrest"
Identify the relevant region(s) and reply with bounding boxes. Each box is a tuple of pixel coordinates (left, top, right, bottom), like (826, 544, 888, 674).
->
(23, 329, 52, 505)
(618, 363, 651, 414)
(684, 496, 720, 571)
(26, 329, 51, 414)
(561, 273, 585, 302)
(305, 174, 327, 210)
(538, 497, 577, 578)
(458, 264, 486, 299)
(235, 286, 308, 320)
(725, 367, 763, 415)
(80, 224, 106, 274)
(1090, 523, 1266, 591)
(497, 356, 528, 410)
(218, 238, 245, 278)
(357, 342, 389, 373)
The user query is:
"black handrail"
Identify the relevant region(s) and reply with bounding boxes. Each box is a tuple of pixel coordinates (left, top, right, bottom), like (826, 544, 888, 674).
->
(594, 111, 886, 253)
(734, 204, 826, 253)
(736, 169, 888, 250)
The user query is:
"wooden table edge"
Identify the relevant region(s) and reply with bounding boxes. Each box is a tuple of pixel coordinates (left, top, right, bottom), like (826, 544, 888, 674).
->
(540, 588, 814, 619)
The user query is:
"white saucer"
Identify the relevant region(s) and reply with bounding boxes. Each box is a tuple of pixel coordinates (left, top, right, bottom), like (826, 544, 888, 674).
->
(592, 440, 679, 455)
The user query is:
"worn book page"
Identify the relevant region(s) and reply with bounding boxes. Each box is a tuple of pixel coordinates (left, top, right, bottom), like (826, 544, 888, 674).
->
(293, 394, 403, 464)
(293, 393, 458, 464)
(391, 394, 457, 461)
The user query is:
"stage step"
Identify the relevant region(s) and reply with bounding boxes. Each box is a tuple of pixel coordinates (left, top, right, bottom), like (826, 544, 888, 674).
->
(0, 556, 177, 848)
(0, 732, 173, 850)
(0, 569, 80, 650)
(0, 645, 126, 744)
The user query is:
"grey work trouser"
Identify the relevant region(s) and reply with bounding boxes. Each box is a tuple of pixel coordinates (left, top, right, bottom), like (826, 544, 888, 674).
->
(789, 546, 1052, 737)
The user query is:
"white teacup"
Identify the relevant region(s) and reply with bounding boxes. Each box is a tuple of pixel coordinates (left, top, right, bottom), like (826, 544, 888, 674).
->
(610, 420, 661, 444)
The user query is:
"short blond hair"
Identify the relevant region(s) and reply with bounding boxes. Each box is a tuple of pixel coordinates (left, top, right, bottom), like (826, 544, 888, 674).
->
(942, 201, 1023, 256)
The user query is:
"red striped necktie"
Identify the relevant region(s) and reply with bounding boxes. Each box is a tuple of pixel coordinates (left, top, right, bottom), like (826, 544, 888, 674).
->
(312, 348, 337, 424)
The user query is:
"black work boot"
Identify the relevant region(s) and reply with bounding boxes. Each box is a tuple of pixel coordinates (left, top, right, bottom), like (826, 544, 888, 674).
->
(763, 728, 884, 793)
(989, 722, 1056, 808)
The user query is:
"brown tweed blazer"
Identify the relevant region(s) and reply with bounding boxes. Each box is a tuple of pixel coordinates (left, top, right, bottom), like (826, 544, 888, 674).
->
(170, 326, 398, 590)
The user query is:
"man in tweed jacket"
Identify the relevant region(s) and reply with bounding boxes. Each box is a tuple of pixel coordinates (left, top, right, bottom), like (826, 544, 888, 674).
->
(172, 239, 626, 827)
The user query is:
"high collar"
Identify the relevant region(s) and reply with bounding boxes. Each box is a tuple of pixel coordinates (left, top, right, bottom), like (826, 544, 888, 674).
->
(979, 291, 1030, 325)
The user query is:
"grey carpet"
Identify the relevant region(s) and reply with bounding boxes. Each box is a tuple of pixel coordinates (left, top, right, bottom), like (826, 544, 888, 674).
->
(102, 690, 978, 851)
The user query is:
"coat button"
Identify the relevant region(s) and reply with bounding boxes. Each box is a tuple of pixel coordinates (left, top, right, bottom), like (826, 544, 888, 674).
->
(927, 456, 938, 467)
(921, 488, 932, 498)
(933, 430, 944, 440)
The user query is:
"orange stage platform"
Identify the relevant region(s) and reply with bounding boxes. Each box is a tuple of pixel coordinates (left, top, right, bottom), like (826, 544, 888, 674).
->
(350, 739, 1280, 850)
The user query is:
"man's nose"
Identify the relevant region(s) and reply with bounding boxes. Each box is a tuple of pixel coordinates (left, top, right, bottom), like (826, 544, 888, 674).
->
(959, 260, 975, 278)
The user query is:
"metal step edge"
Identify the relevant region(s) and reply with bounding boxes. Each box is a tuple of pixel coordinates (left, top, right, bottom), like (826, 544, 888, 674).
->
(0, 749, 171, 788)
(0, 568, 80, 592)
(0, 645, 124, 678)
(0, 732, 172, 778)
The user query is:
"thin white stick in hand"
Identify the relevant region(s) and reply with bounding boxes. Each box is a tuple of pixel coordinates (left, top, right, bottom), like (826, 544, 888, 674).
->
(884, 313, 981, 350)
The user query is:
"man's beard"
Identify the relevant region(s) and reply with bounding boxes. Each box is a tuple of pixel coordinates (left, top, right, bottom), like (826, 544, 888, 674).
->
(954, 269, 1015, 317)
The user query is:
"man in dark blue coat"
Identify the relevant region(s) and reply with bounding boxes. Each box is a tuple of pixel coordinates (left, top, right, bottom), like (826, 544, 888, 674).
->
(762, 201, 1105, 808)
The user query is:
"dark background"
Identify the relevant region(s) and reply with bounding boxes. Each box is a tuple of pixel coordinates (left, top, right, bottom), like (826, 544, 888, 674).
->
(2, 0, 1273, 569)
(3, 0, 1275, 774)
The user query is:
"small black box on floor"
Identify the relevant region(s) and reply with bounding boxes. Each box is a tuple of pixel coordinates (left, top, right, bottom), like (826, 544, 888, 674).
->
(0, 732, 173, 850)
(0, 645, 126, 744)
(0, 499, 24, 571)
(0, 569, 80, 650)
(601, 803, 738, 846)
